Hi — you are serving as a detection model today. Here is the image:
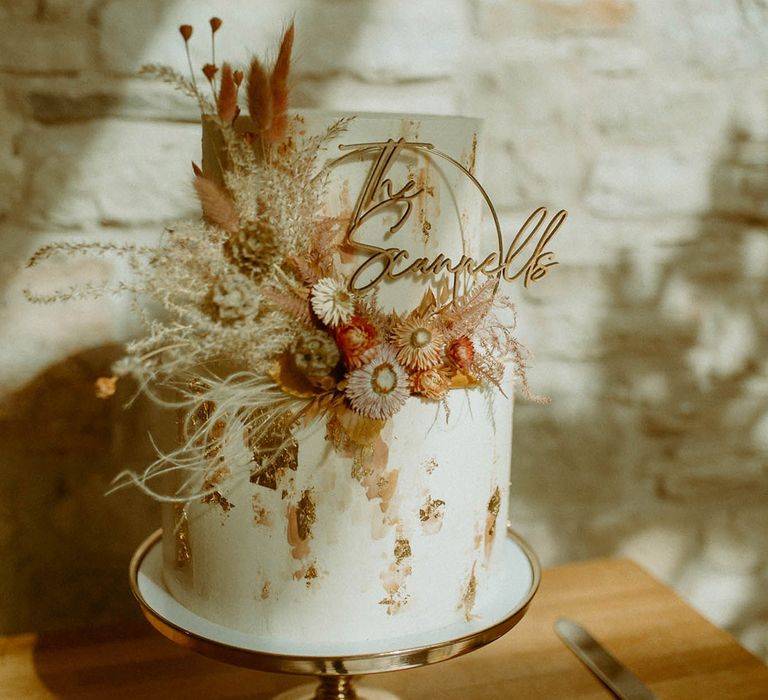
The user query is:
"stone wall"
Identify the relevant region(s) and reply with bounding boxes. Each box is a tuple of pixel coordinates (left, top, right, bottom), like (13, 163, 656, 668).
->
(1, 0, 767, 658)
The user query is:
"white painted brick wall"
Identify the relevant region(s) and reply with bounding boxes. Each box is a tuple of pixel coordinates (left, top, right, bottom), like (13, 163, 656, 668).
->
(1, 0, 766, 660)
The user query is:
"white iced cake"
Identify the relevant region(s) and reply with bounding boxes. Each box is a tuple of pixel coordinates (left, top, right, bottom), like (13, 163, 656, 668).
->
(160, 112, 515, 642)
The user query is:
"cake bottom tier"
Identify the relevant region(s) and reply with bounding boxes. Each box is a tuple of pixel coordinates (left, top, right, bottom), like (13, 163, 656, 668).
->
(162, 385, 513, 644)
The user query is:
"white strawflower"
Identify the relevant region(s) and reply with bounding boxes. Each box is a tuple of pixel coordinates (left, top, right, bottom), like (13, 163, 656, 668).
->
(311, 277, 355, 328)
(345, 345, 410, 420)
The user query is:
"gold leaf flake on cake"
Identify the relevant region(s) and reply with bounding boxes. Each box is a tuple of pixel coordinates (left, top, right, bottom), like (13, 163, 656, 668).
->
(394, 536, 412, 564)
(291, 561, 320, 586)
(173, 503, 191, 568)
(484, 485, 501, 562)
(296, 489, 316, 540)
(419, 495, 446, 535)
(260, 581, 271, 600)
(459, 562, 478, 621)
(287, 488, 315, 560)
(379, 589, 410, 615)
(247, 409, 298, 490)
(201, 461, 235, 513)
(422, 457, 439, 475)
(304, 563, 318, 587)
(379, 532, 413, 615)
(251, 494, 271, 526)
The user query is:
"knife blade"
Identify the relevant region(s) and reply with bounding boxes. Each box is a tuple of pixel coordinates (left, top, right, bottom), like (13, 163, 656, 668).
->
(555, 618, 658, 700)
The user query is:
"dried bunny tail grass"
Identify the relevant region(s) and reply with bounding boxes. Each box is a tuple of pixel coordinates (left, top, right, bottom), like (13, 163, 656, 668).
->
(192, 172, 239, 232)
(217, 62, 239, 123)
(266, 21, 294, 143)
(108, 372, 310, 502)
(247, 56, 273, 134)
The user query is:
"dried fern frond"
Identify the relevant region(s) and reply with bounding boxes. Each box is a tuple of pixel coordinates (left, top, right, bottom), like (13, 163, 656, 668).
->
(193, 173, 239, 232)
(27, 241, 155, 268)
(261, 286, 313, 326)
(439, 277, 495, 339)
(140, 64, 195, 99)
(24, 279, 136, 304)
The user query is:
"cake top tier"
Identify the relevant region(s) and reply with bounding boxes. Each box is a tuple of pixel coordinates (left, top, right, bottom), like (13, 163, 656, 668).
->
(203, 110, 486, 314)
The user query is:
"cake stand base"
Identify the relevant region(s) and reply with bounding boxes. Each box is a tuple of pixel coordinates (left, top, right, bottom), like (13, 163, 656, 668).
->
(273, 678, 399, 700)
(129, 527, 540, 700)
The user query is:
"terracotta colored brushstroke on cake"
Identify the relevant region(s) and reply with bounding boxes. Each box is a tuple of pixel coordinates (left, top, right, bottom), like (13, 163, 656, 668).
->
(379, 533, 413, 615)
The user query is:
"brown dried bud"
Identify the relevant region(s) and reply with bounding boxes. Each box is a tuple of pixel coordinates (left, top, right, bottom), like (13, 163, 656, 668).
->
(233, 69, 244, 86)
(202, 63, 218, 81)
(209, 17, 223, 32)
(179, 24, 193, 42)
(191, 161, 203, 177)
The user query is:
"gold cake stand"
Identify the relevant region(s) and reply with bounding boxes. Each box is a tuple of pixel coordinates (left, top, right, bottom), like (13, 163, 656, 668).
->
(129, 528, 540, 700)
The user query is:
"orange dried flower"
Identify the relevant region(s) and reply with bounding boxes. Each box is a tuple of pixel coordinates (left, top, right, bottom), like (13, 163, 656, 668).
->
(209, 17, 222, 32)
(410, 368, 450, 401)
(179, 25, 193, 42)
(202, 63, 218, 81)
(391, 314, 444, 370)
(334, 316, 378, 369)
(95, 376, 118, 399)
(447, 336, 475, 371)
(233, 70, 244, 86)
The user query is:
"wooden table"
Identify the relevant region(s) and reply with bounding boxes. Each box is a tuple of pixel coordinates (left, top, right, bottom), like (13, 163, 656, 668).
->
(2, 559, 767, 699)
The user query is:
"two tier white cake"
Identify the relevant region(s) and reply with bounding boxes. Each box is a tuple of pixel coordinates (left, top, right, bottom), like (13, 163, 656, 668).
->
(160, 112, 516, 642)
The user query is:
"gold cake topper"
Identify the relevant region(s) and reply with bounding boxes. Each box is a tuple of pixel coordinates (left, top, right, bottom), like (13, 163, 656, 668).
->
(332, 138, 566, 299)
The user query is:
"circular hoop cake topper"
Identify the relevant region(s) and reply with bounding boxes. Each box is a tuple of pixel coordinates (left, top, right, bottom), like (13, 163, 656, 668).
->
(328, 137, 567, 301)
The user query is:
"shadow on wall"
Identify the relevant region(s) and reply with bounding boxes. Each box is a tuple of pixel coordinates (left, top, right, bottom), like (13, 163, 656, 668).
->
(0, 2, 373, 637)
(0, 346, 162, 633)
(512, 123, 768, 653)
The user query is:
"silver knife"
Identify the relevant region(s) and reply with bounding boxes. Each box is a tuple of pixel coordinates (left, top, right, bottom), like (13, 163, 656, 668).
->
(555, 618, 659, 699)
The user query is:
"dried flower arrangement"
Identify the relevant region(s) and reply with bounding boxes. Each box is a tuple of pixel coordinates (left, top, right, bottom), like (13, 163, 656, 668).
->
(25, 19, 538, 503)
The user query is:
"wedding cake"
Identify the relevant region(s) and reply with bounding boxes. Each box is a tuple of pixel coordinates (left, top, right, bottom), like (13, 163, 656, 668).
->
(160, 111, 515, 642)
(25, 19, 563, 646)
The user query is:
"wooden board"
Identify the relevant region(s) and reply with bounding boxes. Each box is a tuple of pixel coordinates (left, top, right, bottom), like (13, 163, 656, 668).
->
(1, 558, 767, 699)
